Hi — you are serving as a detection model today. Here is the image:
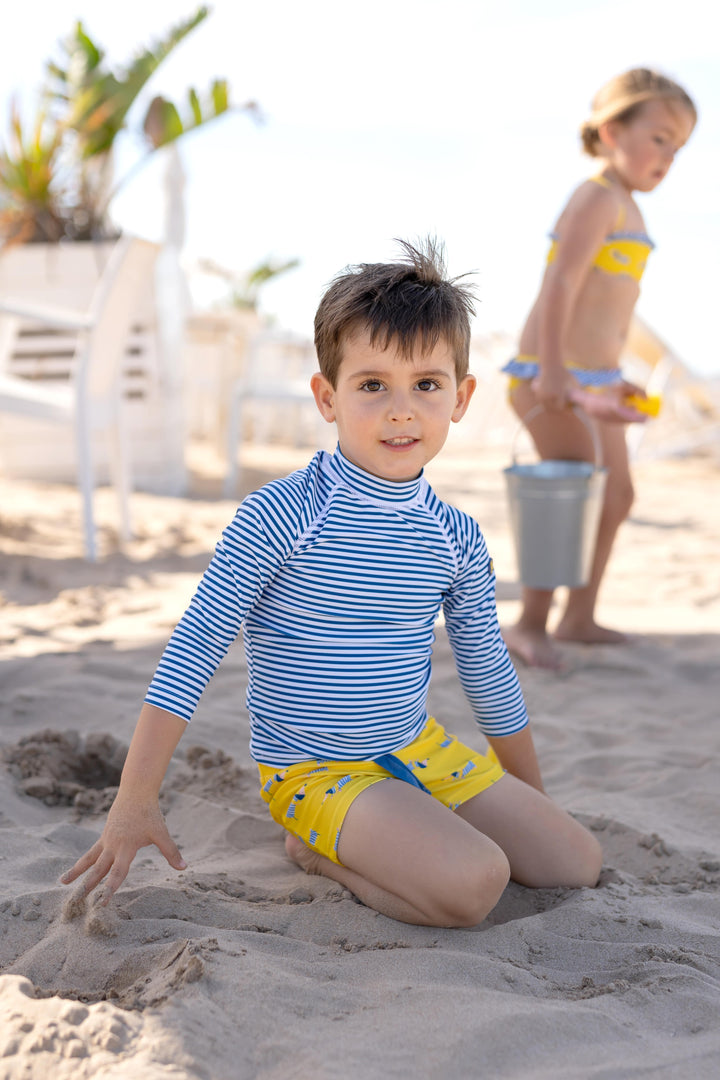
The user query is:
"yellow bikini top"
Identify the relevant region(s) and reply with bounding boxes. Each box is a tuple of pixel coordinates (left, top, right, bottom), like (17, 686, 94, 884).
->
(547, 175, 654, 282)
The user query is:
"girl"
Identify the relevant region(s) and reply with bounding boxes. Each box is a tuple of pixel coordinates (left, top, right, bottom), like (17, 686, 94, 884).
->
(502, 68, 696, 670)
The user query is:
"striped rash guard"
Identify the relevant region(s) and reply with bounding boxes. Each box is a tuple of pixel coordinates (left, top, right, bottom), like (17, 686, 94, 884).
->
(145, 447, 528, 765)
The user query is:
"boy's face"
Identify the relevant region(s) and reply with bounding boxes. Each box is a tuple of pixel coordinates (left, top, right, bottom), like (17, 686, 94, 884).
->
(311, 331, 476, 482)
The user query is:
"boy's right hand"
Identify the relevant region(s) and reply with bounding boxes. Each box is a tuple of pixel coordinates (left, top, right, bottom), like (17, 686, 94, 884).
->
(60, 794, 187, 906)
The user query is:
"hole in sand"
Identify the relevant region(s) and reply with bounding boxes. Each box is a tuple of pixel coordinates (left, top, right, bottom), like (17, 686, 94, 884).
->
(2, 729, 126, 814)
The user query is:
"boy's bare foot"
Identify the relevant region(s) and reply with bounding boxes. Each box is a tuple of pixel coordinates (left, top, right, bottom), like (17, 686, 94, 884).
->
(502, 625, 566, 671)
(553, 619, 628, 645)
(285, 832, 323, 875)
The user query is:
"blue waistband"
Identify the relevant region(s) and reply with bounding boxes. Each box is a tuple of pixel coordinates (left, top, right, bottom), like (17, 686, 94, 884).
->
(502, 358, 624, 388)
(374, 753, 431, 794)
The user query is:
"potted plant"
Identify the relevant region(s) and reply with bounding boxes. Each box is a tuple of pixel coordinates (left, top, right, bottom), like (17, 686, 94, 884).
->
(0, 5, 256, 244)
(0, 7, 257, 493)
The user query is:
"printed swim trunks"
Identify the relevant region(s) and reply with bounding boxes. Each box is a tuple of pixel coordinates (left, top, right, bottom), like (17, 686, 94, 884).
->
(256, 717, 505, 865)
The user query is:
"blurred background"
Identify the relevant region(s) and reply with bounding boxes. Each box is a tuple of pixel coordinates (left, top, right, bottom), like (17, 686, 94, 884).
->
(1, 0, 716, 372)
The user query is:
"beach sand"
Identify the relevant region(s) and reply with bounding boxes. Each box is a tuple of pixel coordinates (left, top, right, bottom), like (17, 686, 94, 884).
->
(1, 420, 719, 1079)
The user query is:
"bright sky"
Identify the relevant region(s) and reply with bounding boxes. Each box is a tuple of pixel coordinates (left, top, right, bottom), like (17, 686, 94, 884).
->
(1, 0, 718, 375)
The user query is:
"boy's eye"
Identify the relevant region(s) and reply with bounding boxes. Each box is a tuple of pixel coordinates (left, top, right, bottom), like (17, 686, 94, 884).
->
(360, 379, 384, 392)
(416, 378, 440, 391)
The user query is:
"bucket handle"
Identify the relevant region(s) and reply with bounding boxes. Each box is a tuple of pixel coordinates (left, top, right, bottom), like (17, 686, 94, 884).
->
(511, 404, 604, 470)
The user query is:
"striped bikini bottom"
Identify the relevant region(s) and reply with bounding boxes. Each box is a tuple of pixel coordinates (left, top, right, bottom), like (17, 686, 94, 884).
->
(502, 355, 624, 390)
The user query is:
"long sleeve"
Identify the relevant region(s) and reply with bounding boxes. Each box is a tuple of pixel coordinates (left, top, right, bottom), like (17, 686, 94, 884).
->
(443, 525, 528, 738)
(144, 492, 297, 721)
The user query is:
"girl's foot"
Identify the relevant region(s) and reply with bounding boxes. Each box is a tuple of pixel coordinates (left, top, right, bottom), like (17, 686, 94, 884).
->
(553, 619, 628, 645)
(502, 624, 566, 671)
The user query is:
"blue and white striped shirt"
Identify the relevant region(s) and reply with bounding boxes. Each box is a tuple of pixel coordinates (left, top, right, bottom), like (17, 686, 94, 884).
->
(145, 447, 528, 764)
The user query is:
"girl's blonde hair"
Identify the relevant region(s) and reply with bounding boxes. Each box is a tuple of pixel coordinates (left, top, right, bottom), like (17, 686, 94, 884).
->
(580, 68, 697, 157)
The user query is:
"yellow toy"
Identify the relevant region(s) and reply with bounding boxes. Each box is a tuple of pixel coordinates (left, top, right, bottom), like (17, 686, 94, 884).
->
(625, 393, 662, 417)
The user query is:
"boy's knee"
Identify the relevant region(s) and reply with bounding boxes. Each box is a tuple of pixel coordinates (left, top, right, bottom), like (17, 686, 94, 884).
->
(438, 848, 511, 927)
(564, 828, 603, 889)
(579, 830, 603, 887)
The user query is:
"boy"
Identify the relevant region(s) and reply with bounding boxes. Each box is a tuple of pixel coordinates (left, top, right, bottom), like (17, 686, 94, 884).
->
(62, 240, 602, 927)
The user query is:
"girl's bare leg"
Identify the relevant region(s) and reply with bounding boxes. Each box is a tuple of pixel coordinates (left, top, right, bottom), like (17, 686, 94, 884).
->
(554, 421, 634, 643)
(503, 384, 634, 662)
(502, 383, 596, 669)
(285, 778, 510, 927)
(502, 586, 562, 670)
(455, 773, 602, 888)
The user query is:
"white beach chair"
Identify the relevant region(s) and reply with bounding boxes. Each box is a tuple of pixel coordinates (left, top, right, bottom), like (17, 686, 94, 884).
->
(0, 236, 160, 560)
(224, 328, 322, 497)
(623, 314, 719, 461)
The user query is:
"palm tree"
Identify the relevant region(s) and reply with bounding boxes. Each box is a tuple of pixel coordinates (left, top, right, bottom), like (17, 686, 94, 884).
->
(0, 7, 258, 243)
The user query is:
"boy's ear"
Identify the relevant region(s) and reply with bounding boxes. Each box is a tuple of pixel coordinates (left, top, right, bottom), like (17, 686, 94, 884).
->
(311, 372, 336, 422)
(451, 374, 476, 423)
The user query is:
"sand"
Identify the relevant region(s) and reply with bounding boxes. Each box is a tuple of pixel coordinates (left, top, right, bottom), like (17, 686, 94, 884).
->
(1, 414, 719, 1079)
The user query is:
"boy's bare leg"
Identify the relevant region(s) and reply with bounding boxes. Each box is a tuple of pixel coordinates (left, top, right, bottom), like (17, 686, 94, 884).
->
(554, 421, 633, 645)
(285, 779, 510, 927)
(285, 834, 438, 925)
(455, 772, 602, 888)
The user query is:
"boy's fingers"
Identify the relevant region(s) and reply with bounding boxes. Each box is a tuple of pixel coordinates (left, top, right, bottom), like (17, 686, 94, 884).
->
(60, 841, 103, 884)
(155, 828, 187, 870)
(100, 854, 134, 906)
(79, 851, 115, 897)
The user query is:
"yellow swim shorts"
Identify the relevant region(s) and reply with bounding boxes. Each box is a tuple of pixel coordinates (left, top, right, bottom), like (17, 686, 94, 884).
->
(256, 718, 505, 865)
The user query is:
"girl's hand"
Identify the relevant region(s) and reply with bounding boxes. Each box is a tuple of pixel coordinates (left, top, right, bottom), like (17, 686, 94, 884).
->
(568, 386, 648, 424)
(619, 378, 646, 399)
(531, 368, 577, 411)
(60, 794, 186, 905)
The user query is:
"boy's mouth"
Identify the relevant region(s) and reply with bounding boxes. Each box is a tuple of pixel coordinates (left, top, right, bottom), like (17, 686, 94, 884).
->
(383, 437, 418, 447)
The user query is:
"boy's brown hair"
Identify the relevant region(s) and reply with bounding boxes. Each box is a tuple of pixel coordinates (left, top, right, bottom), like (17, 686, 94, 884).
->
(314, 238, 476, 386)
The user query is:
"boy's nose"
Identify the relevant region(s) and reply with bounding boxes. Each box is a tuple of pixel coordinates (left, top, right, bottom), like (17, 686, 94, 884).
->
(388, 392, 414, 421)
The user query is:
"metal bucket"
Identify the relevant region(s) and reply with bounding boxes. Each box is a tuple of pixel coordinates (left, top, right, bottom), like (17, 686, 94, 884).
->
(503, 406, 607, 589)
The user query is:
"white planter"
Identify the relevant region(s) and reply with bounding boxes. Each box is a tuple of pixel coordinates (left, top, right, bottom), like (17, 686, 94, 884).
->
(0, 240, 187, 494)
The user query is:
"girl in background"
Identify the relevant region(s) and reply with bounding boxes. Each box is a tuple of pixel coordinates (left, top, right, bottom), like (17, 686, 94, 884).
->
(502, 68, 696, 670)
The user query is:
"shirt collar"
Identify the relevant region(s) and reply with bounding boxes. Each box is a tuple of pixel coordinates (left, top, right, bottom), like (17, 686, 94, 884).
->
(327, 445, 424, 503)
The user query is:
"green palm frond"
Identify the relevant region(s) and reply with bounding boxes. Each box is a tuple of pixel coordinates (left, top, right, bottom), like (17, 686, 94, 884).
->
(0, 7, 249, 243)
(0, 103, 65, 242)
(142, 80, 242, 149)
(245, 258, 301, 290)
(45, 7, 211, 159)
(230, 257, 301, 310)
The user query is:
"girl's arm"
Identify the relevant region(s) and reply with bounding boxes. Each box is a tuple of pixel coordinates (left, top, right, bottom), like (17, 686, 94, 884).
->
(60, 704, 188, 904)
(535, 183, 619, 409)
